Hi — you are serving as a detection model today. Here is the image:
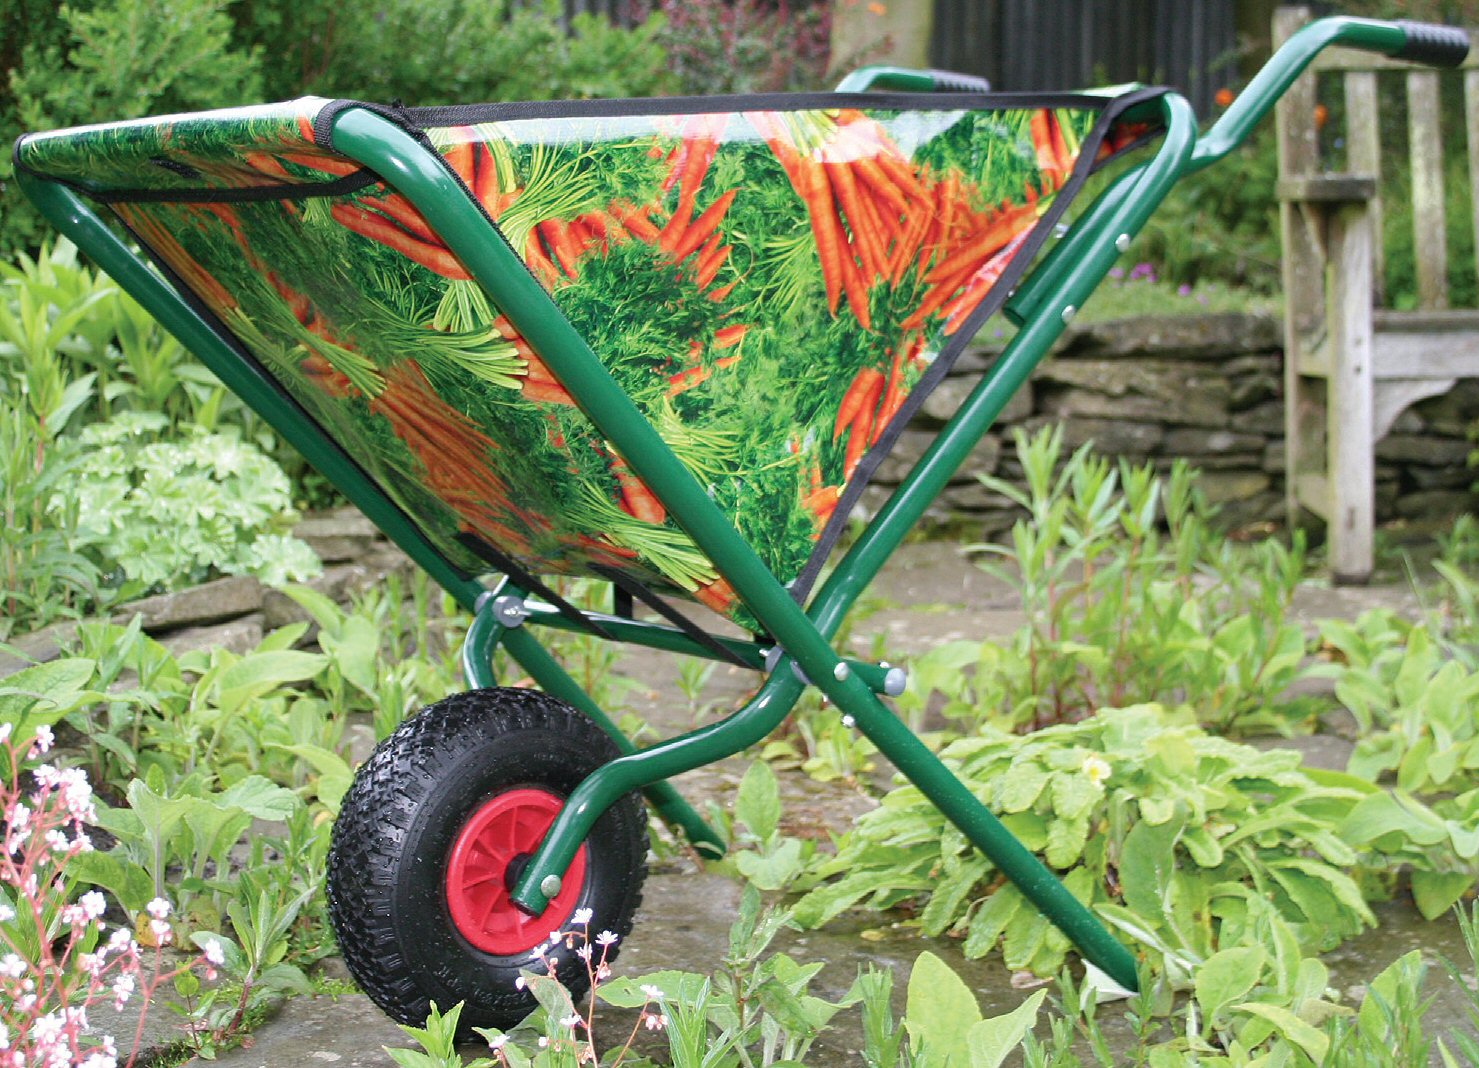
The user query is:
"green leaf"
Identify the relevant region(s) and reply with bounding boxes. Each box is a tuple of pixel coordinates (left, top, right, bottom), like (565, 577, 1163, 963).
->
(598, 970, 708, 1008)
(1194, 946, 1264, 1028)
(66, 850, 155, 912)
(1045, 812, 1089, 868)
(920, 856, 989, 938)
(1339, 791, 1448, 848)
(1049, 772, 1100, 821)
(1234, 1003, 1329, 1062)
(735, 837, 804, 892)
(215, 650, 327, 712)
(215, 776, 300, 822)
(965, 989, 1047, 1068)
(735, 760, 781, 841)
(1411, 871, 1474, 921)
(1119, 817, 1181, 924)
(906, 950, 981, 1068)
(269, 744, 353, 812)
(0, 657, 98, 729)
(997, 762, 1049, 812)
(964, 885, 1022, 958)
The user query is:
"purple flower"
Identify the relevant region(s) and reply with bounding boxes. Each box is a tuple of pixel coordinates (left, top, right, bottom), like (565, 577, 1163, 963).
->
(1177, 284, 1192, 297)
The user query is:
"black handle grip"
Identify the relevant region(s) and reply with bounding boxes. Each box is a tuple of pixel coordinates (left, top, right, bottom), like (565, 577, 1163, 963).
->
(1395, 21, 1470, 68)
(927, 68, 992, 93)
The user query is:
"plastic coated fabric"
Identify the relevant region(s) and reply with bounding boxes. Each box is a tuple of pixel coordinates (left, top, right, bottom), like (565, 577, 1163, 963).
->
(17, 93, 1150, 627)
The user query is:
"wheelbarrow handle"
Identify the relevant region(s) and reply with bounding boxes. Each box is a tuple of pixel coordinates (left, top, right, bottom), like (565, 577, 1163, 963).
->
(1394, 20, 1471, 67)
(833, 65, 990, 94)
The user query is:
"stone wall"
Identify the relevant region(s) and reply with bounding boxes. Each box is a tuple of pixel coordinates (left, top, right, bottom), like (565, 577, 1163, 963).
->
(863, 312, 1479, 538)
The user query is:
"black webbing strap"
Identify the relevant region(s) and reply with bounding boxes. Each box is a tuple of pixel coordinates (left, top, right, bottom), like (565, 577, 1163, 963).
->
(590, 565, 751, 669)
(455, 533, 615, 641)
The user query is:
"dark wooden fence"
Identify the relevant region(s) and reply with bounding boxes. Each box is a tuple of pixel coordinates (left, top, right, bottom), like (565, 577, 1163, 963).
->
(929, 0, 1240, 112)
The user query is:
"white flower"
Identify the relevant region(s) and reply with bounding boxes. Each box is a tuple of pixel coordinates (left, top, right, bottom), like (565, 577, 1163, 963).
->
(514, 975, 527, 990)
(576, 943, 593, 961)
(45, 829, 70, 854)
(642, 1012, 667, 1031)
(202, 938, 226, 966)
(145, 898, 171, 920)
(571, 907, 593, 926)
(10, 804, 29, 833)
(640, 984, 662, 1000)
(0, 954, 25, 979)
(31, 725, 53, 755)
(80, 891, 106, 920)
(559, 1013, 582, 1029)
(149, 919, 173, 944)
(0, 905, 13, 923)
(111, 973, 135, 1007)
(548, 929, 562, 945)
(487, 1035, 507, 1051)
(0, 1022, 8, 1049)
(0, 723, 11, 744)
(595, 930, 618, 946)
(1082, 754, 1112, 786)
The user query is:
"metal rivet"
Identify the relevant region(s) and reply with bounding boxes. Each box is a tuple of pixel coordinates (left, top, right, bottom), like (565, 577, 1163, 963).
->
(833, 662, 850, 681)
(841, 714, 856, 728)
(1061, 305, 1077, 323)
(883, 667, 908, 697)
(540, 874, 562, 898)
(1115, 233, 1131, 253)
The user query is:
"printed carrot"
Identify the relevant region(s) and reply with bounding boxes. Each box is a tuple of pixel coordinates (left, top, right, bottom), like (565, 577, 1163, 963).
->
(330, 203, 471, 279)
(670, 189, 736, 261)
(714, 323, 748, 349)
(694, 577, 737, 614)
(442, 135, 477, 185)
(924, 204, 1037, 283)
(833, 367, 885, 440)
(281, 152, 361, 178)
(694, 242, 730, 290)
(612, 200, 660, 242)
(612, 457, 666, 524)
(799, 161, 845, 315)
(707, 280, 737, 302)
(667, 365, 711, 396)
(297, 114, 316, 143)
(361, 192, 439, 244)
(539, 219, 583, 278)
(826, 162, 884, 279)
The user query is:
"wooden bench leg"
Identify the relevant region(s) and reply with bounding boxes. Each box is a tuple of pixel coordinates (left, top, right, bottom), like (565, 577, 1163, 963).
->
(1326, 201, 1376, 583)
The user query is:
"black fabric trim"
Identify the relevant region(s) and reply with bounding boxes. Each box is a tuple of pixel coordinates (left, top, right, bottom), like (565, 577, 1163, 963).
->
(786, 85, 1169, 606)
(397, 88, 1124, 126)
(457, 533, 615, 641)
(590, 565, 750, 669)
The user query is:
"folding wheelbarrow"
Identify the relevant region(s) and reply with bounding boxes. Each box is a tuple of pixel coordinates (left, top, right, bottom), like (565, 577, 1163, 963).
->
(15, 14, 1468, 1031)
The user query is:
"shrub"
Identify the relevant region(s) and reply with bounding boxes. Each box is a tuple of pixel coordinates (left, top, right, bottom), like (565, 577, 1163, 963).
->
(54, 413, 320, 591)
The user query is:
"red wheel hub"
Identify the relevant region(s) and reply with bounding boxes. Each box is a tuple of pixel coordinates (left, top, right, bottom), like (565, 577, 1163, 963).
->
(445, 788, 588, 955)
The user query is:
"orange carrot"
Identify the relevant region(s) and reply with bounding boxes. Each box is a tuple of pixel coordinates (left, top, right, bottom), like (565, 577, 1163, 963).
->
(670, 189, 736, 260)
(694, 242, 730, 290)
(925, 203, 1037, 283)
(707, 280, 738, 302)
(443, 136, 477, 185)
(523, 380, 577, 405)
(613, 201, 660, 242)
(330, 203, 471, 279)
(827, 163, 884, 279)
(612, 457, 665, 523)
(296, 114, 316, 144)
(361, 192, 439, 244)
(694, 577, 737, 614)
(667, 365, 712, 396)
(833, 367, 885, 440)
(281, 152, 361, 178)
(798, 161, 848, 316)
(854, 157, 911, 219)
(540, 219, 583, 278)
(714, 323, 748, 349)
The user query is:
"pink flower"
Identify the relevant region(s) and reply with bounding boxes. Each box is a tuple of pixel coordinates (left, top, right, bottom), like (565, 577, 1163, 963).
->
(145, 898, 171, 920)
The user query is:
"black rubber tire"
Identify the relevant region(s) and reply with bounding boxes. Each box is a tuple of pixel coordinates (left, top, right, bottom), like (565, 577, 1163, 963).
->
(326, 687, 647, 1032)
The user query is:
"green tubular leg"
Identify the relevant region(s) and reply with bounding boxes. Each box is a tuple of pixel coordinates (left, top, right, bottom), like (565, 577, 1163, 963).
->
(460, 585, 727, 858)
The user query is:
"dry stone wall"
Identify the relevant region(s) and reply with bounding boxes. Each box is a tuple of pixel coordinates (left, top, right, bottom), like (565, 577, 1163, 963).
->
(864, 312, 1479, 538)
(5, 312, 1476, 675)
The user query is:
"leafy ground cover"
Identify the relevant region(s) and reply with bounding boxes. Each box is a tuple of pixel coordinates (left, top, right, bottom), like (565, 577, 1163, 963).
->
(2, 430, 1477, 1065)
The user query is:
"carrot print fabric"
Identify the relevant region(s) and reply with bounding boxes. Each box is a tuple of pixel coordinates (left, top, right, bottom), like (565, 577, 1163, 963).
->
(17, 92, 1154, 627)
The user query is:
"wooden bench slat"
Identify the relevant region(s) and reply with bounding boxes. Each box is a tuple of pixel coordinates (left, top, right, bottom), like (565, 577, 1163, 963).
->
(1276, 175, 1377, 201)
(1372, 327, 1479, 378)
(1407, 70, 1449, 309)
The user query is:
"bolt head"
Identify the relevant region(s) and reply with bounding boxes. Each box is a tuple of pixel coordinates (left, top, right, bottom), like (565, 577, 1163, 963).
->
(1061, 305, 1077, 323)
(539, 874, 562, 898)
(833, 662, 850, 681)
(1115, 233, 1131, 253)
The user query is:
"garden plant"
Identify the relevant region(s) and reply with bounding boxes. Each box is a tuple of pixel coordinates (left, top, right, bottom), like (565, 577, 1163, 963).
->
(2, 3, 1478, 1066)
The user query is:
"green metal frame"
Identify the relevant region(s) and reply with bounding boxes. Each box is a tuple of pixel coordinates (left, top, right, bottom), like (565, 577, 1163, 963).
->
(16, 15, 1440, 996)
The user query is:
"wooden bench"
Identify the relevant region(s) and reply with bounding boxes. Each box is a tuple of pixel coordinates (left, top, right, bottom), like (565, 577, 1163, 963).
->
(1275, 6, 1479, 581)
